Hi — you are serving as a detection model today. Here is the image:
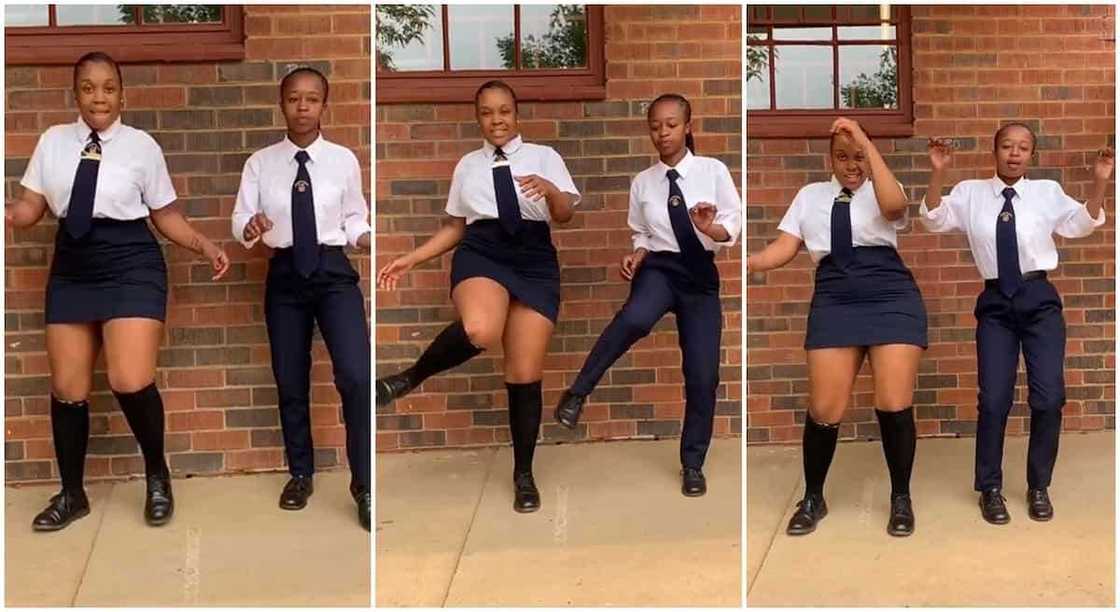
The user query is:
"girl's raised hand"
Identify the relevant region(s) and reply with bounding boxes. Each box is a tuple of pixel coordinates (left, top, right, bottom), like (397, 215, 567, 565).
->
(927, 137, 954, 172)
(830, 117, 870, 147)
(1093, 147, 1114, 182)
(689, 202, 717, 234)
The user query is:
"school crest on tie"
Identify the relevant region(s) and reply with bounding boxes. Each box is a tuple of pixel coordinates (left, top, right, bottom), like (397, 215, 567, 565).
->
(81, 142, 101, 161)
(295, 180, 310, 193)
(1000, 211, 1013, 223)
(669, 195, 683, 208)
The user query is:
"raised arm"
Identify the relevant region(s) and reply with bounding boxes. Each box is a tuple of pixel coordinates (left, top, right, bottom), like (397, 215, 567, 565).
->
(376, 215, 467, 291)
(832, 117, 907, 220)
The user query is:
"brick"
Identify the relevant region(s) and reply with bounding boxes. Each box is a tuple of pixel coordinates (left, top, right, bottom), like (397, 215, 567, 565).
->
(188, 86, 245, 107)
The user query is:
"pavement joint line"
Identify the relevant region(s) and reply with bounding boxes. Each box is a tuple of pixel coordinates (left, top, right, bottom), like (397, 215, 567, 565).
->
(440, 447, 496, 608)
(746, 453, 801, 602)
(72, 482, 115, 605)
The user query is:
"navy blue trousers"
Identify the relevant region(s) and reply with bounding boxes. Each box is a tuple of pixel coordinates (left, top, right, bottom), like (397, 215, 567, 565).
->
(974, 278, 1065, 491)
(571, 252, 721, 469)
(266, 247, 371, 493)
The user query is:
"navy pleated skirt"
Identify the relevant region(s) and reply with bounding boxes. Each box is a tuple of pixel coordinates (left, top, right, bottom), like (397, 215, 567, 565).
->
(46, 218, 168, 324)
(805, 246, 927, 350)
(450, 219, 560, 323)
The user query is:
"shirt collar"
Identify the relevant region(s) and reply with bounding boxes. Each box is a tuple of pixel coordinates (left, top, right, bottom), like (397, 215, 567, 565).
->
(657, 149, 695, 179)
(990, 175, 1027, 198)
(483, 134, 523, 159)
(284, 133, 325, 163)
(75, 116, 123, 143)
(830, 175, 870, 199)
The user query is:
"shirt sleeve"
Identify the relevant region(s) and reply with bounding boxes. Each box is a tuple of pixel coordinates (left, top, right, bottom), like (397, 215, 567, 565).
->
(545, 147, 581, 206)
(919, 183, 965, 233)
(890, 180, 910, 230)
(711, 160, 742, 246)
(1053, 182, 1107, 239)
(141, 136, 177, 210)
(341, 151, 372, 248)
(19, 132, 47, 197)
(232, 153, 262, 249)
(776, 187, 805, 239)
(628, 178, 653, 251)
(444, 158, 468, 218)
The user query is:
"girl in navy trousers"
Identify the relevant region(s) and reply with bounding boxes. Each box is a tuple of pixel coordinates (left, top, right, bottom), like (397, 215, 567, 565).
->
(552, 93, 741, 498)
(233, 67, 372, 531)
(921, 125, 1112, 524)
(747, 118, 927, 537)
(7, 52, 230, 531)
(376, 80, 580, 513)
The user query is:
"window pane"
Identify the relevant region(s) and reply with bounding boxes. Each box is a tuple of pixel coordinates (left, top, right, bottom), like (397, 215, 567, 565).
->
(5, 4, 48, 26)
(839, 45, 898, 109)
(56, 5, 134, 26)
(448, 5, 514, 70)
(376, 4, 444, 72)
(838, 25, 896, 40)
(519, 5, 587, 70)
(774, 45, 832, 109)
(142, 5, 222, 24)
(746, 44, 770, 110)
(772, 27, 831, 41)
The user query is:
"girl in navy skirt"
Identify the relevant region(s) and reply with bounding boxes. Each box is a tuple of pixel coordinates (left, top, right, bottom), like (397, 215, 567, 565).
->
(921, 125, 1113, 524)
(6, 52, 230, 531)
(552, 93, 742, 497)
(376, 80, 580, 513)
(232, 67, 372, 530)
(747, 117, 927, 537)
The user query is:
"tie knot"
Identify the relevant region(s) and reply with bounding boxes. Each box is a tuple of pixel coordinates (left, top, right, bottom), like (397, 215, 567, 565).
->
(88, 131, 100, 144)
(666, 169, 680, 182)
(494, 146, 506, 160)
(1002, 187, 1016, 201)
(295, 150, 310, 164)
(836, 187, 853, 203)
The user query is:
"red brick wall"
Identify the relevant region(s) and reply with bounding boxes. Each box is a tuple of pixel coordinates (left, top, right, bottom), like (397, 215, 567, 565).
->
(4, 5, 371, 481)
(375, 5, 742, 451)
(747, 5, 1115, 444)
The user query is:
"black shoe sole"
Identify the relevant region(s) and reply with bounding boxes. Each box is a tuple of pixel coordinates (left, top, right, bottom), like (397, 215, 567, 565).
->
(145, 506, 174, 526)
(887, 523, 914, 537)
(1028, 511, 1053, 522)
(32, 506, 90, 532)
(682, 487, 706, 497)
(554, 412, 578, 430)
(513, 502, 540, 513)
(980, 510, 1011, 525)
(279, 500, 310, 511)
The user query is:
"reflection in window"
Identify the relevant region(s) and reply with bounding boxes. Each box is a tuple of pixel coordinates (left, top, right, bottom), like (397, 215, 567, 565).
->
(5, 4, 48, 26)
(375, 4, 443, 71)
(56, 5, 131, 26)
(141, 5, 222, 24)
(840, 46, 897, 109)
(746, 30, 770, 110)
(448, 5, 513, 70)
(516, 5, 587, 69)
(775, 46, 832, 109)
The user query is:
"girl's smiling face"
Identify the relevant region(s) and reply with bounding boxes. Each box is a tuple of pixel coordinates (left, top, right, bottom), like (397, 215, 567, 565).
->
(830, 134, 869, 191)
(74, 61, 122, 132)
(994, 125, 1035, 181)
(475, 87, 518, 147)
(281, 72, 326, 136)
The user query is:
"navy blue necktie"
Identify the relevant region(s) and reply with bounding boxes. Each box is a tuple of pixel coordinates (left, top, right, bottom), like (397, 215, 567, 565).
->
(830, 187, 854, 268)
(996, 186, 1022, 298)
(666, 169, 707, 263)
(66, 131, 101, 239)
(492, 147, 522, 236)
(292, 150, 319, 278)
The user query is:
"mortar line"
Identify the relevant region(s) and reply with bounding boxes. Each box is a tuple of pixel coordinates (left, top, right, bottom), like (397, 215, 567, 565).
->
(440, 447, 496, 608)
(71, 482, 115, 606)
(746, 451, 802, 603)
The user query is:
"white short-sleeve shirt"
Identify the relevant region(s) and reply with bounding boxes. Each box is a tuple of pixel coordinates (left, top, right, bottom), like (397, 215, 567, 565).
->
(21, 117, 176, 220)
(628, 150, 742, 252)
(778, 176, 908, 263)
(232, 135, 371, 249)
(445, 134, 580, 224)
(919, 175, 1106, 279)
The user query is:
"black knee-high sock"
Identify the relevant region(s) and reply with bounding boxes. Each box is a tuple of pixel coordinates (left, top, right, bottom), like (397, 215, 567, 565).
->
(876, 407, 916, 497)
(51, 396, 90, 494)
(803, 413, 839, 498)
(114, 383, 168, 478)
(507, 381, 542, 476)
(402, 320, 483, 387)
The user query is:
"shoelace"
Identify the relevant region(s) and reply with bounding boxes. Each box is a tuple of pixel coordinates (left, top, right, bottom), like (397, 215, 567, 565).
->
(890, 496, 912, 516)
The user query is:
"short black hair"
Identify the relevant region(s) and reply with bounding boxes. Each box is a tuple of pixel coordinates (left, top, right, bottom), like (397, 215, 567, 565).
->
(73, 51, 123, 89)
(994, 122, 1037, 153)
(280, 66, 330, 103)
(474, 80, 518, 113)
(648, 93, 695, 154)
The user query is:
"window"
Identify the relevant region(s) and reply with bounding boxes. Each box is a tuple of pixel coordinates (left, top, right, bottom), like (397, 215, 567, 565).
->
(376, 4, 605, 103)
(747, 5, 912, 138)
(5, 5, 244, 64)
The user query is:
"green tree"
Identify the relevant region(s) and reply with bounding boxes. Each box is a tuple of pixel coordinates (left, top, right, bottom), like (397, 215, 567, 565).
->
(496, 6, 586, 69)
(117, 5, 221, 24)
(375, 5, 437, 71)
(745, 43, 768, 84)
(840, 47, 898, 109)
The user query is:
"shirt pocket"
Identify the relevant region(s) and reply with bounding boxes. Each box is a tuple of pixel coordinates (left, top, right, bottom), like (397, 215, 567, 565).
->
(96, 159, 143, 212)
